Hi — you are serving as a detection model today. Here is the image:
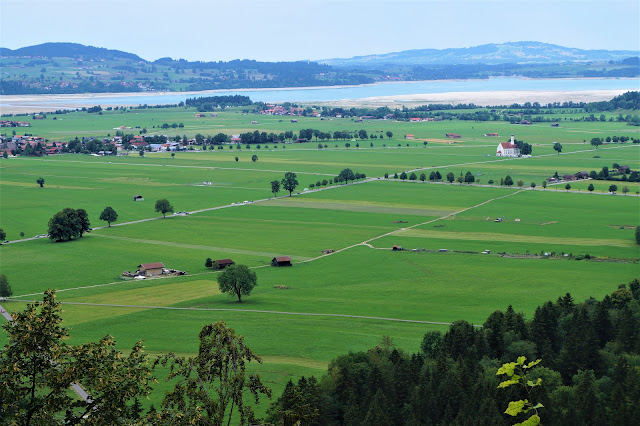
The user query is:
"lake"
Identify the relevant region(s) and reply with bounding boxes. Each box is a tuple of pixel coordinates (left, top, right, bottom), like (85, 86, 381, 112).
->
(1, 77, 638, 111)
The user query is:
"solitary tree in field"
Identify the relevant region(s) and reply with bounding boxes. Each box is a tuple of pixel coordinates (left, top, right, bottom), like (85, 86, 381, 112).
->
(386, 131, 393, 139)
(553, 143, 562, 155)
(99, 206, 118, 227)
(155, 199, 174, 218)
(252, 154, 258, 162)
(588, 183, 595, 192)
(565, 183, 571, 191)
(48, 208, 82, 242)
(590, 137, 603, 149)
(139, 150, 144, 157)
(36, 177, 45, 188)
(0, 274, 12, 297)
(171, 152, 175, 159)
(281, 172, 299, 196)
(217, 264, 258, 303)
(622, 186, 629, 195)
(235, 156, 239, 162)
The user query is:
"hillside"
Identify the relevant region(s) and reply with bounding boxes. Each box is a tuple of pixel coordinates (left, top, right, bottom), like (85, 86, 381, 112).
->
(320, 41, 639, 67)
(1, 41, 638, 95)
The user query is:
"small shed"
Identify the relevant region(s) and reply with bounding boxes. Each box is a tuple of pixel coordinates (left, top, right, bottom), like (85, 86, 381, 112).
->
(138, 262, 165, 277)
(214, 259, 235, 270)
(133, 195, 144, 201)
(272, 256, 292, 267)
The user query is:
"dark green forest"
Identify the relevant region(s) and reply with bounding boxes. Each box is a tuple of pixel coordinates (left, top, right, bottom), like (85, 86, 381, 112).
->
(267, 280, 640, 426)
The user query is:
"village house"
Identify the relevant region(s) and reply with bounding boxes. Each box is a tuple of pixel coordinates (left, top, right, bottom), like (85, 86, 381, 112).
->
(484, 133, 499, 137)
(138, 262, 164, 277)
(405, 134, 415, 140)
(445, 133, 461, 139)
(496, 135, 520, 157)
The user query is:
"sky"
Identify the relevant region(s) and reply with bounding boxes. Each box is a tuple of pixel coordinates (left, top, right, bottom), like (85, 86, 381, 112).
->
(1, 0, 638, 62)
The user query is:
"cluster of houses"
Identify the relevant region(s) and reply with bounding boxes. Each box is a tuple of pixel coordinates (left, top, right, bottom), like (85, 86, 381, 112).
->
(1, 120, 30, 127)
(1, 134, 67, 156)
(260, 104, 321, 117)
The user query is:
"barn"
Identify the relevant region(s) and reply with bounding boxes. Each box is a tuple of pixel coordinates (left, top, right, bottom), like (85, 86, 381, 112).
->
(138, 262, 165, 277)
(214, 259, 235, 269)
(133, 195, 144, 201)
(271, 256, 292, 267)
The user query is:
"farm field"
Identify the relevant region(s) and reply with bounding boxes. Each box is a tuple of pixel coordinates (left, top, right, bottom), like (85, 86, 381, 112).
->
(1, 105, 639, 414)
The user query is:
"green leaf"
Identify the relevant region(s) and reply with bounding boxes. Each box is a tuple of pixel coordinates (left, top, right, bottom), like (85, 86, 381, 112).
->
(514, 414, 541, 426)
(532, 403, 544, 409)
(525, 359, 542, 369)
(496, 362, 516, 376)
(517, 356, 526, 365)
(498, 379, 519, 388)
(527, 378, 542, 388)
(505, 399, 527, 416)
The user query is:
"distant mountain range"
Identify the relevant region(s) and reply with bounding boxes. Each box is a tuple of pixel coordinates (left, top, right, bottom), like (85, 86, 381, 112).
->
(1, 41, 638, 96)
(320, 41, 639, 67)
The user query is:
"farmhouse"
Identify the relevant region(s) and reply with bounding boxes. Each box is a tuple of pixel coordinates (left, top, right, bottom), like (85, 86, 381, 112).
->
(445, 133, 461, 139)
(484, 133, 499, 137)
(214, 259, 235, 269)
(496, 135, 520, 157)
(272, 256, 292, 267)
(405, 134, 415, 140)
(133, 195, 144, 201)
(138, 262, 165, 277)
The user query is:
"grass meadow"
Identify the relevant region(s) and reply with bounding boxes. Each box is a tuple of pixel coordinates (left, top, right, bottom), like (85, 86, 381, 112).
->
(1, 107, 639, 412)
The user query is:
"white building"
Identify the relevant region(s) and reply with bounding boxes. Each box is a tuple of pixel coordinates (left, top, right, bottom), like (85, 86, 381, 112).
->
(496, 135, 520, 157)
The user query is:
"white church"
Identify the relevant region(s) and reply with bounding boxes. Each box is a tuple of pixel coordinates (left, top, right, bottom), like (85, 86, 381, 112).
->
(496, 134, 520, 157)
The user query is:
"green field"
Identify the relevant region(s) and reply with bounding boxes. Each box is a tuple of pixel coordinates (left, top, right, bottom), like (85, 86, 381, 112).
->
(1, 107, 639, 413)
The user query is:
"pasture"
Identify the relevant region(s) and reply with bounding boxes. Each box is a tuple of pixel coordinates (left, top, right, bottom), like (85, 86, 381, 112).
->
(1, 107, 639, 412)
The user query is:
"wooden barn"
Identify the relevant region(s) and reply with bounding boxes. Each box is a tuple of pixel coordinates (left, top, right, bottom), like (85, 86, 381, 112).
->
(214, 259, 235, 269)
(138, 262, 164, 277)
(271, 256, 292, 267)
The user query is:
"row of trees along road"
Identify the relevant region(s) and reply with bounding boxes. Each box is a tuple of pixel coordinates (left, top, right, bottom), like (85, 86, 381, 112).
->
(2, 281, 638, 424)
(46, 199, 173, 243)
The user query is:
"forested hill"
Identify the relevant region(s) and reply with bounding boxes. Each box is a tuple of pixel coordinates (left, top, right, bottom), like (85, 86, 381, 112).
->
(0, 42, 143, 61)
(320, 41, 639, 67)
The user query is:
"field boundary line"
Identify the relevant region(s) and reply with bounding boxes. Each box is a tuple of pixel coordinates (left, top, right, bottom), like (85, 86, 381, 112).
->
(0, 300, 480, 328)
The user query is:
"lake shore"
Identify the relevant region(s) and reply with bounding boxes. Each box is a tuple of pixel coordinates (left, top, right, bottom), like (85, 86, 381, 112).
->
(0, 77, 637, 114)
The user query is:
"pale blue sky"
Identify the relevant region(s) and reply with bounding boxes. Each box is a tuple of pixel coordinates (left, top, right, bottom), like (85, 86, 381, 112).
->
(1, 0, 638, 62)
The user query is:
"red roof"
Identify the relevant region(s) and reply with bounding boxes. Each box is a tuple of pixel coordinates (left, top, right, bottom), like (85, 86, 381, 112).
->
(215, 259, 235, 265)
(139, 262, 165, 269)
(273, 256, 291, 262)
(500, 143, 518, 149)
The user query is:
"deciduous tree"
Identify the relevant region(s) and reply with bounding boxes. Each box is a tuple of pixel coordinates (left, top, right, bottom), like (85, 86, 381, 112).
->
(155, 199, 174, 218)
(99, 206, 118, 227)
(281, 172, 299, 196)
(36, 177, 45, 187)
(271, 180, 281, 197)
(154, 321, 271, 424)
(217, 264, 257, 303)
